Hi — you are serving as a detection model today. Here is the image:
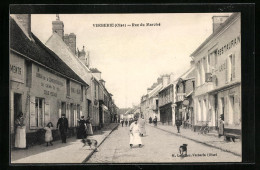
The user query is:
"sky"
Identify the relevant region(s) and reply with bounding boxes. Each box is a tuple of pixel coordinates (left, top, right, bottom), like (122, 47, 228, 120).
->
(31, 13, 232, 108)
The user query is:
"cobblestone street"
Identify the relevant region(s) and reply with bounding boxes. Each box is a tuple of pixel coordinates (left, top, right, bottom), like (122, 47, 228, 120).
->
(87, 124, 241, 163)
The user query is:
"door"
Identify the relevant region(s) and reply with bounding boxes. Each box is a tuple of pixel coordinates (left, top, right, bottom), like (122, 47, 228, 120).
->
(214, 94, 218, 127)
(13, 93, 22, 146)
(221, 97, 225, 121)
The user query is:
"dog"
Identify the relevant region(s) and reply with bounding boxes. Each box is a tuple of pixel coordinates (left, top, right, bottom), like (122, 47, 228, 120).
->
(82, 138, 98, 151)
(179, 144, 188, 156)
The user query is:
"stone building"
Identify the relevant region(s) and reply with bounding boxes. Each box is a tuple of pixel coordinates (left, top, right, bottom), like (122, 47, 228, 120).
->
(10, 15, 88, 147)
(190, 13, 241, 138)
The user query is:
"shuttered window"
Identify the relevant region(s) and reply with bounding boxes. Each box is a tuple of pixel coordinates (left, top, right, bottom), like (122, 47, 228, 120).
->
(30, 97, 45, 129)
(231, 54, 236, 80)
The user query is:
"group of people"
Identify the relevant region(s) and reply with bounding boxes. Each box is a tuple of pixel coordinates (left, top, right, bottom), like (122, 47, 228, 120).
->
(14, 112, 94, 148)
(127, 115, 146, 149)
(148, 116, 157, 126)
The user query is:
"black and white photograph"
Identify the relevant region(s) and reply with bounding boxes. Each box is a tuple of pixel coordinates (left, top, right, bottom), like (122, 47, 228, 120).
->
(8, 4, 255, 165)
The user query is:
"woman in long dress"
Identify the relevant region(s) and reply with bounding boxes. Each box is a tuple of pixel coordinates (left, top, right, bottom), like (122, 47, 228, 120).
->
(129, 118, 142, 148)
(77, 116, 87, 141)
(14, 112, 26, 148)
(86, 116, 93, 135)
(44, 122, 53, 146)
(138, 116, 146, 136)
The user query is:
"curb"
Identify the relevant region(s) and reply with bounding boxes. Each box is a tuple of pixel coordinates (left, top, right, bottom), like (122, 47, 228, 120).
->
(82, 123, 120, 163)
(149, 124, 241, 157)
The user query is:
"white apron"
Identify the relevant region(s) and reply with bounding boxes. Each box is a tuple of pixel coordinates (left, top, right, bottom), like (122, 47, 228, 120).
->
(15, 126, 26, 148)
(129, 123, 142, 145)
(44, 127, 53, 142)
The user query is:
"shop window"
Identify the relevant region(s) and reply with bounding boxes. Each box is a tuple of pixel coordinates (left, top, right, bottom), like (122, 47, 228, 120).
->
(35, 97, 45, 128)
(66, 79, 71, 96)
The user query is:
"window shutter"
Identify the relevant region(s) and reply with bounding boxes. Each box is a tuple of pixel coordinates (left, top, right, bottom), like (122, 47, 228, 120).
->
(225, 96, 228, 124)
(58, 101, 61, 118)
(225, 59, 228, 83)
(232, 54, 236, 80)
(80, 106, 82, 117)
(29, 96, 37, 129)
(44, 100, 50, 126)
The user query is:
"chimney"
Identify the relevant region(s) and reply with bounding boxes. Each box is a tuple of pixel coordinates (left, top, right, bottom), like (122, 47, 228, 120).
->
(169, 73, 175, 83)
(68, 33, 76, 55)
(157, 77, 163, 84)
(162, 75, 170, 87)
(212, 16, 229, 33)
(147, 88, 152, 94)
(52, 14, 64, 40)
(14, 14, 31, 38)
(64, 34, 69, 46)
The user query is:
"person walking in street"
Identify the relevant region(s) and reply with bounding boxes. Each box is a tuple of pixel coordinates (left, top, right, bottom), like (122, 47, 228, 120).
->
(176, 119, 182, 133)
(120, 118, 124, 127)
(14, 112, 26, 149)
(218, 114, 224, 138)
(125, 118, 128, 127)
(57, 114, 68, 143)
(129, 117, 142, 148)
(153, 116, 157, 126)
(44, 122, 54, 146)
(138, 115, 146, 136)
(149, 117, 152, 124)
(77, 116, 87, 143)
(86, 116, 93, 136)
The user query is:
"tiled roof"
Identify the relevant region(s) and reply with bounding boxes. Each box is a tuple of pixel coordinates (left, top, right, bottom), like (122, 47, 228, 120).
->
(10, 17, 87, 86)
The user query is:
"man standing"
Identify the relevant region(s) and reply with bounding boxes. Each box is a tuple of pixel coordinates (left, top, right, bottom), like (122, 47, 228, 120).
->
(138, 115, 146, 136)
(176, 119, 182, 133)
(153, 116, 157, 126)
(57, 114, 68, 143)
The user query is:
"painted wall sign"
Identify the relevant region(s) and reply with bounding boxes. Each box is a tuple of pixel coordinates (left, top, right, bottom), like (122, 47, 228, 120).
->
(217, 35, 241, 56)
(10, 60, 24, 83)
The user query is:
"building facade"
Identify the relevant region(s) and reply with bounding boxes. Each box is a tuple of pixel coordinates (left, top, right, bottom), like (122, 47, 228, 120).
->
(10, 15, 88, 146)
(191, 13, 241, 137)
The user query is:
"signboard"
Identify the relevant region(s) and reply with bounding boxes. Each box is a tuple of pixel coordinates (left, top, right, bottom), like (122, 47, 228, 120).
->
(10, 56, 24, 83)
(176, 93, 186, 102)
(205, 73, 212, 82)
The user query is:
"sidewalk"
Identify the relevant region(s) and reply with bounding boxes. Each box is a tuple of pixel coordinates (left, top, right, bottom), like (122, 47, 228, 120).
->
(11, 123, 119, 164)
(148, 123, 241, 156)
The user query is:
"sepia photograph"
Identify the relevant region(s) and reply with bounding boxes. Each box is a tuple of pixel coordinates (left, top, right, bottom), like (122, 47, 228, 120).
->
(8, 4, 254, 165)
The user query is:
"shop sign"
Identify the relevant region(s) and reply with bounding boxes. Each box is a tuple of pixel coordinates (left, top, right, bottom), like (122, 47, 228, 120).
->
(183, 99, 189, 106)
(205, 73, 212, 82)
(10, 61, 24, 83)
(217, 35, 241, 56)
(177, 93, 186, 102)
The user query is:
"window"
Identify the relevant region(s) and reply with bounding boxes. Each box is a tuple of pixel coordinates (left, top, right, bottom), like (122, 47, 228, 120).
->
(81, 85, 84, 101)
(25, 60, 32, 87)
(66, 79, 70, 96)
(192, 81, 195, 91)
(229, 54, 236, 81)
(35, 97, 45, 127)
(183, 83, 186, 93)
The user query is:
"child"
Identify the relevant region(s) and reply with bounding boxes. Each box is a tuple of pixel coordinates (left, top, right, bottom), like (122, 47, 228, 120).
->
(44, 122, 54, 146)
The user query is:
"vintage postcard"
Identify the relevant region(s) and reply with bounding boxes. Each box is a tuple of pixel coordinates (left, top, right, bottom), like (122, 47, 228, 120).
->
(9, 4, 253, 164)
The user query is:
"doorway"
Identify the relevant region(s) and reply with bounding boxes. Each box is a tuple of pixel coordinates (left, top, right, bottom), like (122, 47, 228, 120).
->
(14, 93, 22, 127)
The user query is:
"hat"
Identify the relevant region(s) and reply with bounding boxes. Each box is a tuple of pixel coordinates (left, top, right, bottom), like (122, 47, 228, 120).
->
(61, 114, 66, 116)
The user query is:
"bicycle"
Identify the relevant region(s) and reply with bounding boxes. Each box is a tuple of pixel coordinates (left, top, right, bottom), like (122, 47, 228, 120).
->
(198, 123, 209, 135)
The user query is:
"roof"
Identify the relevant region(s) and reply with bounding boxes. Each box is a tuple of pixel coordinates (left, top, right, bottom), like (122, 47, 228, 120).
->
(45, 32, 93, 86)
(148, 83, 163, 98)
(190, 13, 240, 57)
(10, 17, 87, 86)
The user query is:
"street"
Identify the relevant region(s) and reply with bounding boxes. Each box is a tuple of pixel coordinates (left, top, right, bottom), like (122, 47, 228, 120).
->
(87, 124, 241, 163)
